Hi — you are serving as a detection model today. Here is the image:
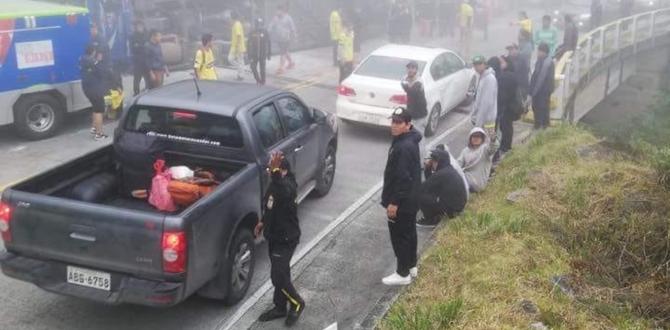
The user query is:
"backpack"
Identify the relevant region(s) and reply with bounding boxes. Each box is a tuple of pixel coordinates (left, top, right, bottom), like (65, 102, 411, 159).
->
(167, 179, 216, 207)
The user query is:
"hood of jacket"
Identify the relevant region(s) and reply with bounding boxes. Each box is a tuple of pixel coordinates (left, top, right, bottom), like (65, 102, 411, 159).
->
(395, 126, 423, 144)
(468, 127, 488, 148)
(432, 149, 452, 171)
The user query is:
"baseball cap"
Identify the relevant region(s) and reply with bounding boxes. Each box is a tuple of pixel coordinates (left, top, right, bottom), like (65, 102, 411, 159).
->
(472, 55, 486, 65)
(406, 60, 419, 69)
(390, 107, 412, 123)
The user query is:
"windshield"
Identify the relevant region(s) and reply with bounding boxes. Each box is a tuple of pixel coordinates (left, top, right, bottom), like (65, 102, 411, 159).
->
(354, 55, 426, 80)
(125, 106, 244, 148)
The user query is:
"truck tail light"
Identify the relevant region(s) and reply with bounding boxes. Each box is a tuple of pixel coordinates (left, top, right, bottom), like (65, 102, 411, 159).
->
(0, 202, 12, 243)
(337, 85, 356, 97)
(162, 231, 187, 273)
(389, 94, 408, 105)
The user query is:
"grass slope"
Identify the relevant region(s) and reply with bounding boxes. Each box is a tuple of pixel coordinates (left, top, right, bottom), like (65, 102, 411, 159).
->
(381, 125, 669, 330)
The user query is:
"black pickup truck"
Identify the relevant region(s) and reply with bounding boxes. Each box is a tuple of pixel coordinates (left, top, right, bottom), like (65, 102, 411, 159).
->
(0, 80, 338, 307)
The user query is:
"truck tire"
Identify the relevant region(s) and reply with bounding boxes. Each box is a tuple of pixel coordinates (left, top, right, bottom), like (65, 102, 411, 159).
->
(222, 228, 255, 305)
(14, 93, 63, 140)
(313, 145, 336, 197)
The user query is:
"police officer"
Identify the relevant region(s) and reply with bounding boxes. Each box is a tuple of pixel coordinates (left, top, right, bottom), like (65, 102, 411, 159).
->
(381, 107, 423, 286)
(255, 152, 305, 326)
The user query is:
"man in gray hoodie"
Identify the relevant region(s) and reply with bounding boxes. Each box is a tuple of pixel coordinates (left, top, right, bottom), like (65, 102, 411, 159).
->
(470, 55, 498, 138)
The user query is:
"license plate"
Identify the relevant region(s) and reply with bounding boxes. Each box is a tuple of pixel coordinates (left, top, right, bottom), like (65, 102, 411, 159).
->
(358, 113, 377, 123)
(66, 266, 111, 291)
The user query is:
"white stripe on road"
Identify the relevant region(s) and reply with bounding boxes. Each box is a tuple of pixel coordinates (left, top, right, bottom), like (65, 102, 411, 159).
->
(217, 114, 472, 330)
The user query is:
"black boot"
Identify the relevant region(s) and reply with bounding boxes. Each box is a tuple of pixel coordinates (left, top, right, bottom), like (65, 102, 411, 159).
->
(285, 301, 305, 326)
(258, 307, 286, 322)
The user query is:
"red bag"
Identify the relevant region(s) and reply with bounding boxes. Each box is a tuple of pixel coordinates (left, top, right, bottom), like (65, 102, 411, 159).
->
(148, 159, 177, 212)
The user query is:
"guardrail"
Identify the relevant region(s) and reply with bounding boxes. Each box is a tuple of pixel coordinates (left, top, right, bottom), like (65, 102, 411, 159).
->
(555, 7, 670, 122)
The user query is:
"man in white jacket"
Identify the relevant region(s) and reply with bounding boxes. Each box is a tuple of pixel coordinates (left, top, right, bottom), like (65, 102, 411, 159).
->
(470, 55, 498, 138)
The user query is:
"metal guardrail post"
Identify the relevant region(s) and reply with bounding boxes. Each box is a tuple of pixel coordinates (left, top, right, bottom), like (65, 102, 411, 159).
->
(585, 37, 592, 75)
(615, 21, 621, 51)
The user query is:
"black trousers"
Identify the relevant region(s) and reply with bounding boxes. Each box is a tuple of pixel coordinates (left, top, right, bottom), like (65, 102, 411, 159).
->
(532, 96, 551, 129)
(339, 62, 353, 83)
(387, 210, 418, 277)
(269, 240, 304, 312)
(332, 41, 339, 66)
(499, 109, 515, 152)
(419, 198, 459, 222)
(250, 59, 267, 85)
(133, 63, 150, 96)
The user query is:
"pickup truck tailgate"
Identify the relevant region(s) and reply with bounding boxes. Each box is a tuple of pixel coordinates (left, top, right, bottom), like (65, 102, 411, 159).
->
(6, 191, 165, 277)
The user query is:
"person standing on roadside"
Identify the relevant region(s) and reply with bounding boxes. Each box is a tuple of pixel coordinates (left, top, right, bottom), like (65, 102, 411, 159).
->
(416, 147, 468, 228)
(506, 43, 530, 98)
(401, 61, 428, 154)
(459, 0, 475, 58)
(470, 55, 498, 138)
(511, 11, 532, 45)
(330, 6, 343, 67)
(338, 21, 355, 83)
(145, 30, 169, 89)
(248, 18, 272, 85)
(270, 5, 297, 75)
(80, 46, 110, 141)
(533, 15, 559, 56)
(529, 42, 555, 130)
(591, 0, 603, 29)
(381, 107, 422, 286)
(229, 12, 247, 81)
(255, 152, 306, 327)
(130, 20, 149, 96)
(554, 14, 578, 59)
(194, 33, 218, 81)
(489, 56, 518, 155)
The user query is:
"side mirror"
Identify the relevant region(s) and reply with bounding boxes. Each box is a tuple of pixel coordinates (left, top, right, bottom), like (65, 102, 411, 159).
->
(313, 107, 327, 125)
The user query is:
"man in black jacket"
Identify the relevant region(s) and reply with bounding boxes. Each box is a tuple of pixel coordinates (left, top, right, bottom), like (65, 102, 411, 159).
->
(417, 147, 468, 227)
(248, 18, 272, 85)
(255, 152, 305, 326)
(381, 107, 422, 286)
(130, 21, 149, 96)
(401, 61, 428, 156)
(529, 43, 555, 130)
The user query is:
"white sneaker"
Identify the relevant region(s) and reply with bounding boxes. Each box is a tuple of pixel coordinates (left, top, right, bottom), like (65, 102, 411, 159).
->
(382, 272, 411, 286)
(410, 267, 418, 278)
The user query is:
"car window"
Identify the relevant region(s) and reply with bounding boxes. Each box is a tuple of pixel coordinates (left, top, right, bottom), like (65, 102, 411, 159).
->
(276, 97, 312, 134)
(430, 54, 449, 81)
(252, 104, 285, 149)
(445, 53, 465, 74)
(125, 106, 243, 148)
(355, 55, 426, 80)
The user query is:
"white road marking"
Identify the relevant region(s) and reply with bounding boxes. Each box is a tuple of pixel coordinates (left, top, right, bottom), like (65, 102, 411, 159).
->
(9, 146, 26, 152)
(216, 114, 472, 330)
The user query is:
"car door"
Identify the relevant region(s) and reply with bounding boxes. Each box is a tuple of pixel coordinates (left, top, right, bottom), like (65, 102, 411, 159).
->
(444, 52, 471, 110)
(251, 102, 294, 189)
(275, 96, 320, 189)
(426, 53, 452, 113)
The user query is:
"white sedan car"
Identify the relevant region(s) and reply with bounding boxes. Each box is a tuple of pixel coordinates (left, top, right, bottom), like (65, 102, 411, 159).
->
(336, 44, 476, 136)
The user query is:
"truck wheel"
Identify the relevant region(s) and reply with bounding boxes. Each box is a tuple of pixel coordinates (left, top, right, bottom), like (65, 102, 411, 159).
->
(424, 104, 441, 137)
(313, 145, 336, 197)
(14, 93, 63, 140)
(223, 228, 255, 305)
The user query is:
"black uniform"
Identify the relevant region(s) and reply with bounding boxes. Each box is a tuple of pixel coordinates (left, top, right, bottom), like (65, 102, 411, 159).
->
(247, 27, 272, 85)
(419, 150, 467, 222)
(261, 169, 304, 314)
(80, 55, 110, 114)
(381, 128, 422, 277)
(401, 79, 428, 120)
(130, 30, 149, 95)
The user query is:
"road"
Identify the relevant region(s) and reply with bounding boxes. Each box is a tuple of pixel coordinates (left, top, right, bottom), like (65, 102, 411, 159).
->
(0, 6, 551, 329)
